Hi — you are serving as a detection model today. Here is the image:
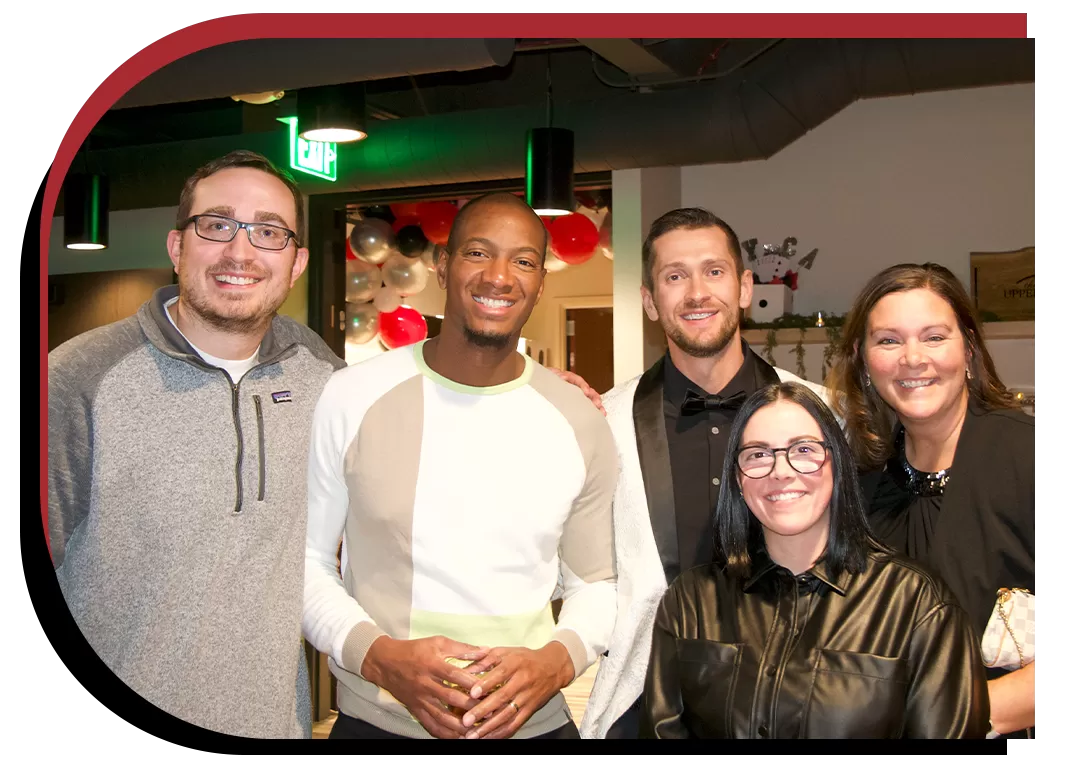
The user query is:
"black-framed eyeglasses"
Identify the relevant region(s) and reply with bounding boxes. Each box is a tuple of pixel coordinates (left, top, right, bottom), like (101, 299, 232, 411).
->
(180, 214, 297, 251)
(736, 440, 830, 479)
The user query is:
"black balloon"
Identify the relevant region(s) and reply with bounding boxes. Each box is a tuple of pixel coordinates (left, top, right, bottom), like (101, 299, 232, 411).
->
(397, 224, 429, 258)
(364, 205, 395, 224)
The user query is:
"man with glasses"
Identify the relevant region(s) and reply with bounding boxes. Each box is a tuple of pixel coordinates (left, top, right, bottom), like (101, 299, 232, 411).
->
(47, 151, 344, 738)
(580, 208, 833, 739)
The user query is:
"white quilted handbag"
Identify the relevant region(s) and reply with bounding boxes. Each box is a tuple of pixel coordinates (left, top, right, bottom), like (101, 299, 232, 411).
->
(981, 587, 1034, 738)
(981, 587, 1035, 671)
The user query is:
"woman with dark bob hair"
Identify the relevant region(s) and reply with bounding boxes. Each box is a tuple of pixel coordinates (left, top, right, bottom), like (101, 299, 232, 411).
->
(641, 382, 988, 739)
(828, 263, 1034, 738)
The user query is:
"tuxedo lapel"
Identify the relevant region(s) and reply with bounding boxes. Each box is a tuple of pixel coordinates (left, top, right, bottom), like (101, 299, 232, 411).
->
(744, 342, 781, 388)
(633, 358, 681, 586)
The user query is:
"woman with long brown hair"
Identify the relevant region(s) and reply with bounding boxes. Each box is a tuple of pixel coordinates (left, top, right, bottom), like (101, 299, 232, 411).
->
(828, 262, 1034, 739)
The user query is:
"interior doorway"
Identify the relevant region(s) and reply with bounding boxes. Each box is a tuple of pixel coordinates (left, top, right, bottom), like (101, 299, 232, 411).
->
(565, 306, 615, 395)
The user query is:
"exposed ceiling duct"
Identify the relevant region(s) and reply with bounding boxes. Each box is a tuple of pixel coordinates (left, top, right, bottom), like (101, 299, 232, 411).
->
(113, 38, 515, 109)
(82, 38, 1033, 210)
(341, 38, 1035, 188)
(578, 39, 677, 77)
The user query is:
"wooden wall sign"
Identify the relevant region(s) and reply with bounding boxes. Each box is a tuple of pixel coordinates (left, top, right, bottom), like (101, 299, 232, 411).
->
(970, 246, 1034, 321)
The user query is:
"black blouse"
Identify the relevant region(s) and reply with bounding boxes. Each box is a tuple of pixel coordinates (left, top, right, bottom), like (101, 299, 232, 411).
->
(862, 404, 1036, 739)
(880, 442, 946, 563)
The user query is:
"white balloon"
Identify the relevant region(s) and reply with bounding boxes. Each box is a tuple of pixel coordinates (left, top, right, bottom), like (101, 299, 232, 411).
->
(373, 286, 403, 313)
(574, 205, 604, 229)
(349, 218, 395, 265)
(345, 258, 382, 303)
(544, 254, 569, 273)
(344, 302, 379, 345)
(383, 252, 430, 297)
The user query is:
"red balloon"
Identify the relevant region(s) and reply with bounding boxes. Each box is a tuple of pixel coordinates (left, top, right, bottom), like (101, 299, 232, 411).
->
(549, 212, 600, 265)
(390, 202, 422, 220)
(378, 305, 428, 349)
(418, 201, 457, 246)
(392, 214, 422, 234)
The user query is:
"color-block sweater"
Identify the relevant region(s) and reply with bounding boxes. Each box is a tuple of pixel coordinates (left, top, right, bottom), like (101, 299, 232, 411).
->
(48, 285, 344, 738)
(303, 342, 619, 738)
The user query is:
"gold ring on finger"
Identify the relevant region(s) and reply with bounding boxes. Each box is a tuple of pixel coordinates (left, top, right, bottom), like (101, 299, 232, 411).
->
(509, 699, 520, 712)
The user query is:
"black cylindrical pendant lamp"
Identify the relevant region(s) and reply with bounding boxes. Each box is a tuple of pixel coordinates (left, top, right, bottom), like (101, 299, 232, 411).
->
(298, 83, 368, 143)
(526, 127, 574, 217)
(64, 174, 109, 250)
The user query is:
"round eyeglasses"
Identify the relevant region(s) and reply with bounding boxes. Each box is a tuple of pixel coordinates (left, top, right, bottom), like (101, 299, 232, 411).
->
(181, 214, 297, 251)
(736, 440, 829, 479)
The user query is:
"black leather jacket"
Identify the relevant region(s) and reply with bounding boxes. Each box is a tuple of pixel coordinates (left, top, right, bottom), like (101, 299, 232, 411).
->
(642, 549, 989, 739)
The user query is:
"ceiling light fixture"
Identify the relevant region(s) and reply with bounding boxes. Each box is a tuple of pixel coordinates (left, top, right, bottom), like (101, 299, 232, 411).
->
(526, 55, 574, 217)
(230, 91, 285, 105)
(64, 172, 109, 251)
(297, 82, 368, 143)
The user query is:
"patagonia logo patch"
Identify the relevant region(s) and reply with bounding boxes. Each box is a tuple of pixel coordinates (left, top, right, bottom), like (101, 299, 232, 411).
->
(271, 391, 293, 404)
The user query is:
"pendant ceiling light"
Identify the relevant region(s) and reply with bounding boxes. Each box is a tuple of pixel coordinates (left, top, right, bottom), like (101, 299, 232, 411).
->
(64, 173, 109, 250)
(526, 56, 574, 217)
(297, 82, 368, 143)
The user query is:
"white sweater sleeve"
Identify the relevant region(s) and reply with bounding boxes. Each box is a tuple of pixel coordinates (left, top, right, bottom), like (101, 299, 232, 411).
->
(550, 415, 620, 678)
(302, 373, 388, 674)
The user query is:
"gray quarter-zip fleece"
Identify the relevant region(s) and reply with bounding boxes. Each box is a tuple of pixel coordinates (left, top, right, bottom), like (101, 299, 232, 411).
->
(48, 285, 345, 738)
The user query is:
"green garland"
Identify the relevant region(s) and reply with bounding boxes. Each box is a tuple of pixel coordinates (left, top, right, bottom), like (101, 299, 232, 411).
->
(742, 313, 847, 382)
(821, 325, 844, 383)
(762, 329, 778, 365)
(742, 312, 847, 330)
(790, 327, 807, 380)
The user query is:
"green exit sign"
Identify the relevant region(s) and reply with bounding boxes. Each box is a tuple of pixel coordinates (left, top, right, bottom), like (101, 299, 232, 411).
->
(277, 116, 338, 181)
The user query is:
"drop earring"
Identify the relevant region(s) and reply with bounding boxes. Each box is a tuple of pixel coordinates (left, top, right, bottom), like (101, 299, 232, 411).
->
(966, 367, 972, 381)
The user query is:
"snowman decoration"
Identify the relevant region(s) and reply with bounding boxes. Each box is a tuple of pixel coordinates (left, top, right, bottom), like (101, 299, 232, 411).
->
(742, 237, 819, 322)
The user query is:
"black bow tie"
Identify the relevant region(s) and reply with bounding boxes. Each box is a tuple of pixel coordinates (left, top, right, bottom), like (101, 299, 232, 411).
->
(680, 389, 747, 416)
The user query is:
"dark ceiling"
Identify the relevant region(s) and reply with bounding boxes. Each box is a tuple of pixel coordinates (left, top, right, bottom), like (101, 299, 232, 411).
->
(87, 39, 777, 149)
(62, 37, 1034, 214)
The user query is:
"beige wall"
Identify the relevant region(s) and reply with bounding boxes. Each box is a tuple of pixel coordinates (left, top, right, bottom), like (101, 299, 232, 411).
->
(279, 269, 308, 325)
(48, 268, 175, 351)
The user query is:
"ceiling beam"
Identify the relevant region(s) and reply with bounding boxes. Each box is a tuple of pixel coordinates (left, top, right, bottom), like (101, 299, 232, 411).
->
(576, 38, 677, 78)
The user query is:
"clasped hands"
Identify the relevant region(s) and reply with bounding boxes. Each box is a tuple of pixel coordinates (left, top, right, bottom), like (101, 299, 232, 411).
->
(362, 635, 575, 739)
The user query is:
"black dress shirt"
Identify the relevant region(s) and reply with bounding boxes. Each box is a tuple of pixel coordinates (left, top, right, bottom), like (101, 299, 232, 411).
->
(662, 343, 759, 573)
